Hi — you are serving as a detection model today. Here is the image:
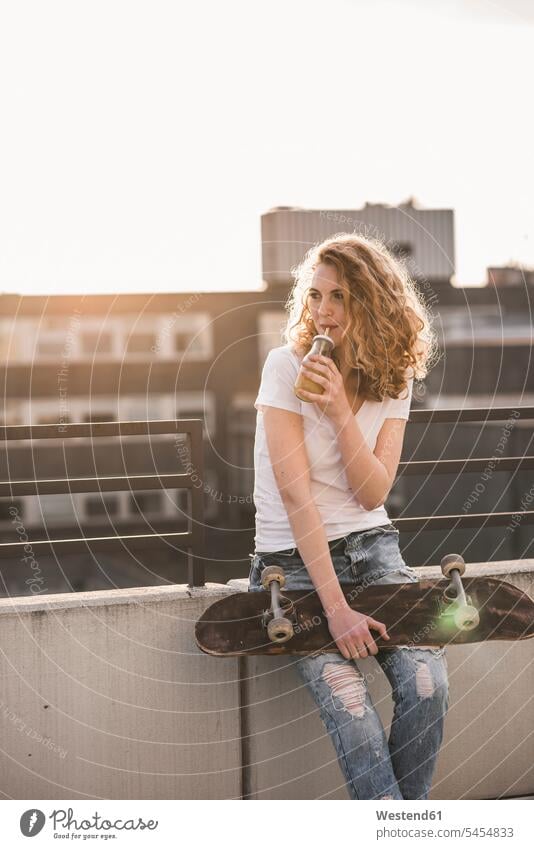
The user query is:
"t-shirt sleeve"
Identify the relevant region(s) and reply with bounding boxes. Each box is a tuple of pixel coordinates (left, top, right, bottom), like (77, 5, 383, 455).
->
(384, 376, 414, 420)
(255, 347, 301, 414)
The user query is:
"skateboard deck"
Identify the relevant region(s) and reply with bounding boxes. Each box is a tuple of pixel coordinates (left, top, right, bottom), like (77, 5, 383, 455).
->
(195, 577, 534, 657)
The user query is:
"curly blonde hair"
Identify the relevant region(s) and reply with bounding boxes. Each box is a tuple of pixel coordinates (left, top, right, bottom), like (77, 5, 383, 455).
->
(283, 232, 437, 402)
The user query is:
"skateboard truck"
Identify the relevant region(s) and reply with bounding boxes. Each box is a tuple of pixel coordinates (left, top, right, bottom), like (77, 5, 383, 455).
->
(261, 566, 295, 644)
(440, 554, 480, 631)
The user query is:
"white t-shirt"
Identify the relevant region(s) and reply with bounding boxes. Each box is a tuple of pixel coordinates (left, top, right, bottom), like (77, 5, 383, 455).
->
(253, 345, 413, 552)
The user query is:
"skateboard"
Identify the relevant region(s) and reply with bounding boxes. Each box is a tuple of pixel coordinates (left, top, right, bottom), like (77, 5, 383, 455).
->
(195, 555, 534, 656)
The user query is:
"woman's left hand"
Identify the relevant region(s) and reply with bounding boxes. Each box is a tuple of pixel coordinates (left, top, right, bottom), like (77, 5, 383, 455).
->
(298, 354, 351, 423)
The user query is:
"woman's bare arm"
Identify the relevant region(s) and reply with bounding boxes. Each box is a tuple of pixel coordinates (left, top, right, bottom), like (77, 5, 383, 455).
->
(262, 405, 347, 613)
(262, 405, 389, 658)
(296, 353, 408, 510)
(332, 416, 407, 511)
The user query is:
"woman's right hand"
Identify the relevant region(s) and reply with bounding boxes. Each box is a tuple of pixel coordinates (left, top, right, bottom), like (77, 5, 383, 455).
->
(325, 603, 390, 659)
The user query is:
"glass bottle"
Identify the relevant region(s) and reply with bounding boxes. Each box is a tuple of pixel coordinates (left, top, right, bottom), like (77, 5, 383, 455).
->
(294, 333, 335, 402)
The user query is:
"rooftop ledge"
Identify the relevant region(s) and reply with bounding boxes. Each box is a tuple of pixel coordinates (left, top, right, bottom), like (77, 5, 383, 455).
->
(0, 581, 237, 615)
(0, 559, 533, 615)
(1, 558, 533, 800)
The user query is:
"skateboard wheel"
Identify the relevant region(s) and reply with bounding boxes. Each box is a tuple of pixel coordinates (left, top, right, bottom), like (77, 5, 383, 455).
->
(441, 553, 465, 578)
(261, 565, 286, 590)
(453, 603, 480, 631)
(267, 616, 294, 643)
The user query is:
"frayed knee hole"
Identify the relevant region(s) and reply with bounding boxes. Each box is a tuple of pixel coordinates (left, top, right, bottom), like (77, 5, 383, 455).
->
(322, 662, 367, 718)
(415, 661, 435, 699)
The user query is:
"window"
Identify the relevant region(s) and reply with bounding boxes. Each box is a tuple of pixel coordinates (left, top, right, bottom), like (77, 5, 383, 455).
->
(385, 480, 406, 518)
(175, 489, 190, 517)
(228, 403, 255, 501)
(202, 469, 219, 520)
(0, 401, 23, 426)
(37, 415, 72, 426)
(85, 495, 120, 518)
(433, 306, 530, 345)
(41, 317, 70, 330)
(175, 332, 204, 355)
(36, 318, 78, 357)
(0, 499, 24, 522)
(258, 311, 286, 363)
(126, 333, 157, 354)
(38, 495, 76, 524)
(174, 313, 213, 360)
(81, 332, 113, 356)
(83, 413, 116, 423)
(120, 399, 161, 422)
(128, 491, 163, 516)
(387, 241, 413, 259)
(176, 392, 215, 439)
(36, 337, 65, 356)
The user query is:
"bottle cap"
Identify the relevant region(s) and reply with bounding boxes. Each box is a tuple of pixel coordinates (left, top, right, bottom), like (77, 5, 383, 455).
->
(312, 334, 334, 346)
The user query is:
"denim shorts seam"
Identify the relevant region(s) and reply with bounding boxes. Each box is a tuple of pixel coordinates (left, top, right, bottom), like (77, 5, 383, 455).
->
(344, 526, 398, 553)
(255, 547, 297, 558)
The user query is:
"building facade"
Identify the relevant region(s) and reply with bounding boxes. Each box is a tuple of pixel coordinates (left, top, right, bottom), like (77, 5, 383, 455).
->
(1, 203, 533, 595)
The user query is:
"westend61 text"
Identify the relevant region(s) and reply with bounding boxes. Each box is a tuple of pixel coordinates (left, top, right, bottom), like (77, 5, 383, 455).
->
(376, 810, 442, 820)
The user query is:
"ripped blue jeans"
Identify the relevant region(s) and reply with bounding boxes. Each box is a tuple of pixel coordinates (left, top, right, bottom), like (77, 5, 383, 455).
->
(248, 525, 449, 800)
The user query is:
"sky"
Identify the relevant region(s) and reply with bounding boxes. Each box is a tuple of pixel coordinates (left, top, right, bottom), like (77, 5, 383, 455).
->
(0, 0, 533, 295)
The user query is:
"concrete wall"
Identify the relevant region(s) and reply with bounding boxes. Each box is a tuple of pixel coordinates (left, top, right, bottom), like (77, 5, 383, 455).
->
(1, 562, 533, 799)
(0, 584, 241, 799)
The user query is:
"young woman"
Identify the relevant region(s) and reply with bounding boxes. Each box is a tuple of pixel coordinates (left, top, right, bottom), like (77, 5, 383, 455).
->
(249, 233, 448, 800)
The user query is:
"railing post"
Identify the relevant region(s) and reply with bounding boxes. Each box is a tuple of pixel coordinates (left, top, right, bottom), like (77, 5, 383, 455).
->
(187, 419, 205, 587)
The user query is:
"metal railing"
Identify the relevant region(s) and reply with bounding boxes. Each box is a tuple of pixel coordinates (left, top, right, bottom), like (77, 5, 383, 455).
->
(1, 405, 533, 589)
(0, 420, 205, 587)
(394, 405, 534, 534)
